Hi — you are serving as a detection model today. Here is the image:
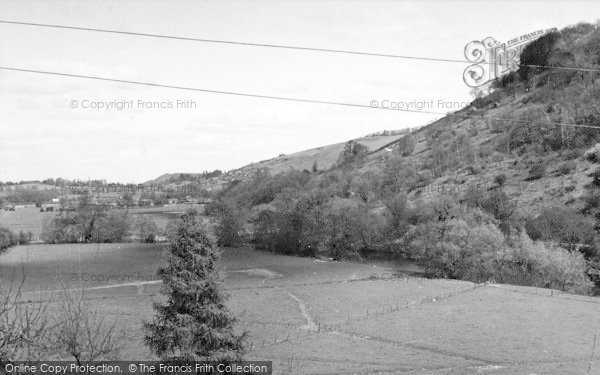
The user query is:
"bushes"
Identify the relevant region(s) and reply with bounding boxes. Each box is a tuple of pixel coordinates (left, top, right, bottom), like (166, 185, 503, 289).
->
(0, 227, 18, 251)
(467, 164, 482, 175)
(499, 233, 593, 294)
(558, 160, 576, 175)
(337, 140, 368, 167)
(406, 210, 593, 293)
(525, 207, 595, 250)
(407, 216, 505, 280)
(383, 193, 411, 237)
(133, 216, 160, 243)
(41, 194, 131, 244)
(527, 162, 547, 180)
(252, 194, 385, 259)
(494, 174, 507, 186)
(396, 133, 416, 157)
(213, 201, 245, 247)
(584, 143, 600, 163)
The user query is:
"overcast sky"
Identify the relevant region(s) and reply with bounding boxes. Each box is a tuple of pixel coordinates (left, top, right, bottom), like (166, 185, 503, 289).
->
(1, 0, 599, 183)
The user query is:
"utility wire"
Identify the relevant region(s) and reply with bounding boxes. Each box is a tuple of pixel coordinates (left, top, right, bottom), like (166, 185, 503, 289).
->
(1, 65, 599, 130)
(1, 20, 599, 73)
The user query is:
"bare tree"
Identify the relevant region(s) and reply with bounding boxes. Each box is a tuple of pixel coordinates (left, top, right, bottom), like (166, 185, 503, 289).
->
(50, 290, 122, 364)
(0, 273, 53, 363)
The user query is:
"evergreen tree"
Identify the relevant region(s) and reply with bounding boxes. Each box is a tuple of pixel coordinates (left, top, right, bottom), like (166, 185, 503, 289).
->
(144, 210, 246, 362)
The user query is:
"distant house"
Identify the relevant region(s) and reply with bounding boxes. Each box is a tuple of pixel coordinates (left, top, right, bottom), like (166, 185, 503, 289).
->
(167, 198, 179, 205)
(138, 199, 153, 207)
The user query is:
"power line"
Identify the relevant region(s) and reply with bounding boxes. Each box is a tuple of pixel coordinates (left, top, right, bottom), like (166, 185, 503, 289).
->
(1, 20, 599, 73)
(1, 65, 599, 130)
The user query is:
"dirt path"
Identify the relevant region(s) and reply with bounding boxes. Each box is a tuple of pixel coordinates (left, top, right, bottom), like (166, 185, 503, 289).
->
(282, 289, 317, 330)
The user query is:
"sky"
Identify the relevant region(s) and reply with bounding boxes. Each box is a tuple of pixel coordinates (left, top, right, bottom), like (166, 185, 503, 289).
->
(1, 0, 599, 183)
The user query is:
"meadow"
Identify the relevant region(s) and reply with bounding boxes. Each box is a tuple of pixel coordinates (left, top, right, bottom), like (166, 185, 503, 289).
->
(0, 206, 56, 239)
(1, 243, 599, 374)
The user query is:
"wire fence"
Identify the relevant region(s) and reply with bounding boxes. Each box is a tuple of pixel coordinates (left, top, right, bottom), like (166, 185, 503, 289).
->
(245, 279, 486, 350)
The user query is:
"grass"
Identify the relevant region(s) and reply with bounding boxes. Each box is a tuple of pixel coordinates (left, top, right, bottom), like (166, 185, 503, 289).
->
(1, 244, 599, 374)
(0, 207, 56, 239)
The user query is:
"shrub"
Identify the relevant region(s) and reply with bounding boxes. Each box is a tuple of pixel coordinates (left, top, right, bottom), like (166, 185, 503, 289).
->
(563, 149, 582, 160)
(524, 207, 595, 250)
(494, 174, 507, 186)
(527, 162, 547, 180)
(407, 215, 593, 294)
(0, 227, 18, 251)
(212, 201, 245, 247)
(133, 216, 160, 243)
(591, 167, 600, 187)
(397, 133, 416, 156)
(491, 153, 504, 163)
(384, 193, 411, 237)
(558, 160, 576, 175)
(582, 189, 600, 213)
(415, 169, 433, 188)
(584, 143, 600, 162)
(337, 140, 368, 167)
(467, 164, 482, 175)
(323, 198, 382, 259)
(499, 233, 593, 294)
(407, 217, 505, 280)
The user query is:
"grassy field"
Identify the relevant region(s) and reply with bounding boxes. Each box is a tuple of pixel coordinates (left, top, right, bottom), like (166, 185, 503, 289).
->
(0, 207, 56, 239)
(1, 243, 599, 374)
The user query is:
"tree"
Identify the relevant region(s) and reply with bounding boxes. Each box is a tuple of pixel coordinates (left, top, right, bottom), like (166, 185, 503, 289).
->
(337, 141, 368, 167)
(42, 194, 130, 243)
(0, 275, 51, 363)
(384, 193, 411, 237)
(95, 210, 130, 242)
(119, 192, 134, 208)
(396, 133, 416, 156)
(51, 290, 122, 364)
(213, 201, 244, 247)
(134, 215, 160, 243)
(0, 227, 18, 251)
(144, 210, 246, 361)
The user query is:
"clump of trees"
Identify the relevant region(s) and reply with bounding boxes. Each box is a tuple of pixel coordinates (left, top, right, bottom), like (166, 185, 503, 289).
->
(405, 201, 593, 294)
(337, 141, 368, 167)
(144, 210, 246, 361)
(206, 160, 598, 294)
(42, 194, 130, 243)
(396, 133, 416, 156)
(0, 227, 18, 252)
(133, 216, 160, 243)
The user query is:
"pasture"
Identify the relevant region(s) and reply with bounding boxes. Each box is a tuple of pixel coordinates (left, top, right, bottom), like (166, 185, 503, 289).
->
(1, 244, 599, 374)
(0, 206, 56, 239)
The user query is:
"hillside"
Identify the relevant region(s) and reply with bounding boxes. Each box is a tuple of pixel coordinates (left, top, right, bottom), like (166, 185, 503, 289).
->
(207, 22, 600, 295)
(232, 133, 407, 176)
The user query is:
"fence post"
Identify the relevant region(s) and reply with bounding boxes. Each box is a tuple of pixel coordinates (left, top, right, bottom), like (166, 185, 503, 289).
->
(587, 334, 598, 375)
